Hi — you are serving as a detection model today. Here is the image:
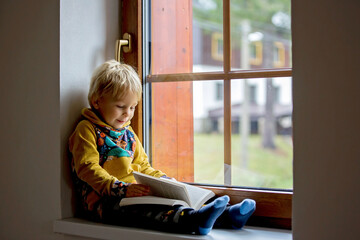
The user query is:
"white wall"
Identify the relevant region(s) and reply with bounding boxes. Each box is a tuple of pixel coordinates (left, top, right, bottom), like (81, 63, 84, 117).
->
(0, 0, 119, 239)
(60, 0, 119, 220)
(292, 0, 360, 239)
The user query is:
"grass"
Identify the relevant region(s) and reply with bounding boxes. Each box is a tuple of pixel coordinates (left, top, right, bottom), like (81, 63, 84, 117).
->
(194, 133, 293, 190)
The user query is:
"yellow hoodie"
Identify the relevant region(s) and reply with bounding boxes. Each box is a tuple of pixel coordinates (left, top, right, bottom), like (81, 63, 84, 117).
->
(69, 108, 166, 212)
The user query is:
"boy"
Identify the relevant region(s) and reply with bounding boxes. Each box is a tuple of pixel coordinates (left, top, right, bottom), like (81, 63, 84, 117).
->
(69, 60, 255, 235)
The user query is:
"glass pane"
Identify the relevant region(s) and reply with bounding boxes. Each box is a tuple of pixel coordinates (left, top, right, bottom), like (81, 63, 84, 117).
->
(193, 0, 223, 72)
(150, 81, 195, 182)
(148, 0, 293, 190)
(231, 77, 293, 189)
(150, 1, 194, 74)
(193, 80, 224, 184)
(150, 0, 223, 74)
(150, 80, 224, 184)
(230, 0, 292, 70)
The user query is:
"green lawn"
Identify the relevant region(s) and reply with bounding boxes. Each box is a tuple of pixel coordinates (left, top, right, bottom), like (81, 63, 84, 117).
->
(194, 133, 293, 190)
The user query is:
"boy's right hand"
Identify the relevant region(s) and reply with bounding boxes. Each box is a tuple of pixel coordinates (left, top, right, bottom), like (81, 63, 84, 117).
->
(126, 184, 150, 197)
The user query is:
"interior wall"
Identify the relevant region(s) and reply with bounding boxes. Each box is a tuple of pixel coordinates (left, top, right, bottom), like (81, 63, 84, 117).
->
(0, 0, 119, 239)
(292, 0, 360, 239)
(60, 0, 120, 219)
(0, 1, 61, 239)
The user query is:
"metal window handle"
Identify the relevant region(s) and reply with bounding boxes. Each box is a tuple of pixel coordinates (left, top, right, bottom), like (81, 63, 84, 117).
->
(115, 33, 132, 62)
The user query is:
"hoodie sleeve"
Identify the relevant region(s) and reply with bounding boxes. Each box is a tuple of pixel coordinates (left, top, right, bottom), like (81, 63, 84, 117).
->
(129, 127, 167, 178)
(69, 120, 125, 196)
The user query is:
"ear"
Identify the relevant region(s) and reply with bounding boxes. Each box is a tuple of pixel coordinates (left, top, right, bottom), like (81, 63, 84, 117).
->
(91, 97, 100, 109)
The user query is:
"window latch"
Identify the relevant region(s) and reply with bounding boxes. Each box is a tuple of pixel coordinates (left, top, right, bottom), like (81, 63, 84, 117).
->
(115, 33, 132, 62)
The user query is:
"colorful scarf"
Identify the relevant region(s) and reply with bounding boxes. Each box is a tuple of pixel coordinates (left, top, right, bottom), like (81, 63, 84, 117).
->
(94, 124, 136, 167)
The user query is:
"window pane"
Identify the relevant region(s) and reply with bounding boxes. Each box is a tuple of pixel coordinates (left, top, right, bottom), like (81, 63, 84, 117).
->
(150, 0, 223, 74)
(231, 77, 293, 189)
(151, 1, 194, 74)
(148, 0, 293, 190)
(150, 81, 194, 182)
(151, 80, 225, 184)
(193, 0, 223, 73)
(230, 0, 292, 70)
(194, 80, 224, 184)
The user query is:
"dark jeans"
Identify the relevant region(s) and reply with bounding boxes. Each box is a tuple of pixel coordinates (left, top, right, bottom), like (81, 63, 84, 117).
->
(101, 196, 194, 234)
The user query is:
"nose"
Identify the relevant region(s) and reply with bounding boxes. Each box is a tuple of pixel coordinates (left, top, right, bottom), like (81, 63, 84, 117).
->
(123, 107, 131, 116)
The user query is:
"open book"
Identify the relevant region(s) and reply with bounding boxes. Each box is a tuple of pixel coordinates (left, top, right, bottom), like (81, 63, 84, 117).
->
(119, 171, 215, 210)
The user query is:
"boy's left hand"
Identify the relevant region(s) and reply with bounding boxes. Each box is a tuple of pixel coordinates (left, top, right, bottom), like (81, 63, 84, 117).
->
(126, 184, 150, 197)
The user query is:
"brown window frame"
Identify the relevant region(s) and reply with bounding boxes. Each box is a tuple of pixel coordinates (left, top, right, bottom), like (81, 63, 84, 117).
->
(122, 0, 292, 230)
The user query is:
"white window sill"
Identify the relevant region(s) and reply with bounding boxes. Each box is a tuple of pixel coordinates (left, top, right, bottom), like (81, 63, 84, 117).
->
(54, 218, 292, 240)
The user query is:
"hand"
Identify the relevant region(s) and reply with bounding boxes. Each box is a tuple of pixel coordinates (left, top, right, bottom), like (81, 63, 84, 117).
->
(125, 184, 150, 198)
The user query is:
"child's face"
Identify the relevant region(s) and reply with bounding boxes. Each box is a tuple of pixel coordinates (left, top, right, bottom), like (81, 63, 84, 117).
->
(93, 91, 138, 129)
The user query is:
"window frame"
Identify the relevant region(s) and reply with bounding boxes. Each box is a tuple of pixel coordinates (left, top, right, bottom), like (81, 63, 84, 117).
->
(123, 0, 293, 230)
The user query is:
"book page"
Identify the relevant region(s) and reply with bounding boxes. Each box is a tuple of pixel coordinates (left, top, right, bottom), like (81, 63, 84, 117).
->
(185, 184, 215, 209)
(133, 172, 191, 205)
(120, 196, 190, 208)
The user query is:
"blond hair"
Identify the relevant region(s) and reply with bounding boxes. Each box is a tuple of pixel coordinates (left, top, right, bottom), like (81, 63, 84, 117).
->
(88, 60, 142, 107)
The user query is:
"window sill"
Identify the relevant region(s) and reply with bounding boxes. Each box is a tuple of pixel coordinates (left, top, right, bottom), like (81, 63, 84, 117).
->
(53, 218, 292, 240)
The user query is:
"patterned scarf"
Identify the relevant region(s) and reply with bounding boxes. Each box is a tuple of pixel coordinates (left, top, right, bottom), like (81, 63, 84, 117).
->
(93, 124, 136, 166)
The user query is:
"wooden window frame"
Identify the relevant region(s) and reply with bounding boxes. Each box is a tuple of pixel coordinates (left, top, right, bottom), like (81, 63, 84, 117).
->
(122, 0, 292, 230)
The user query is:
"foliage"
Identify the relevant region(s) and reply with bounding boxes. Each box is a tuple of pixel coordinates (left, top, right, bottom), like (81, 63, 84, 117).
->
(193, 0, 291, 37)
